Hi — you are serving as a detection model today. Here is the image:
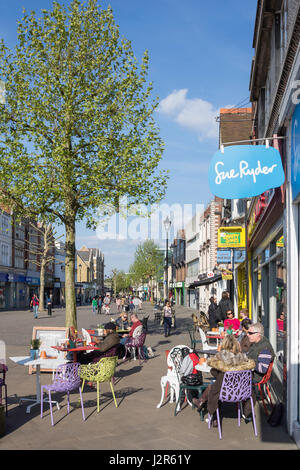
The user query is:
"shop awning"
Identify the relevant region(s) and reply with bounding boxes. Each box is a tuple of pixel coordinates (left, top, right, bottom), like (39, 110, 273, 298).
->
(189, 274, 222, 289)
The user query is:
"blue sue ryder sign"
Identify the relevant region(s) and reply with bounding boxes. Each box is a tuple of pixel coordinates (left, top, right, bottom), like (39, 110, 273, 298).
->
(208, 145, 285, 199)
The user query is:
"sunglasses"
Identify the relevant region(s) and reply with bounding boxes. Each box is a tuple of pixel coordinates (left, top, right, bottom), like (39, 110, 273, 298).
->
(247, 331, 259, 335)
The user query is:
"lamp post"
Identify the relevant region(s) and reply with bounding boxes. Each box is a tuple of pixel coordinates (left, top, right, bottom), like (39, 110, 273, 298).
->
(163, 216, 172, 302)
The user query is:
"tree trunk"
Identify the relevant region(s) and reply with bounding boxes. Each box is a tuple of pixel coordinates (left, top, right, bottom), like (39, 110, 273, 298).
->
(65, 215, 77, 329)
(39, 258, 46, 311)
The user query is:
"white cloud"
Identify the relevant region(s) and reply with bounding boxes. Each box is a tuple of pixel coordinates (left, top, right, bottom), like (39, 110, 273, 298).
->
(158, 89, 219, 141)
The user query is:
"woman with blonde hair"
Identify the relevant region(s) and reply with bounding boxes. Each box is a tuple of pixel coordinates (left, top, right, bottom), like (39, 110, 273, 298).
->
(193, 333, 255, 426)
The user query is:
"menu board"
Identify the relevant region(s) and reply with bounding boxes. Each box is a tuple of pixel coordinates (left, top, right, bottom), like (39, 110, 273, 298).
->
(29, 326, 69, 374)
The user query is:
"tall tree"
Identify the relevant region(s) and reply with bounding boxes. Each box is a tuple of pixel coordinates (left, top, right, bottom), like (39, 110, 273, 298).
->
(0, 0, 168, 328)
(129, 240, 164, 296)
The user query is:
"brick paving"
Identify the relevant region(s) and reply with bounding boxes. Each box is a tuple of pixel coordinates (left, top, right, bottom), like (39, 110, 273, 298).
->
(0, 302, 297, 450)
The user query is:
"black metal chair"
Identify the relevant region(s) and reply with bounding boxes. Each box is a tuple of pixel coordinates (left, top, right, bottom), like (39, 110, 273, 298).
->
(187, 327, 202, 350)
(142, 315, 149, 332)
(170, 347, 209, 421)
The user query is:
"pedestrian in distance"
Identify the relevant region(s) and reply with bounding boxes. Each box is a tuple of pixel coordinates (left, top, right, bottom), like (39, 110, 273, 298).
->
(92, 297, 98, 314)
(116, 297, 121, 313)
(47, 295, 52, 316)
(133, 296, 140, 313)
(97, 296, 102, 314)
(30, 294, 39, 319)
(163, 301, 172, 337)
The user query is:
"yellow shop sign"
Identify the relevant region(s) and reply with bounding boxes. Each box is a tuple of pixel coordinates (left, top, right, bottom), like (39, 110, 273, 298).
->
(218, 226, 246, 248)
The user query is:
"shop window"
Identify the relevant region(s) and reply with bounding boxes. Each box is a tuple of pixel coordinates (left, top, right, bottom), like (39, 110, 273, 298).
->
(257, 269, 262, 323)
(276, 254, 287, 374)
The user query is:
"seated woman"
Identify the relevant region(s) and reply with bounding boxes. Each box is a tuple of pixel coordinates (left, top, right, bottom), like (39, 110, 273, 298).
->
(193, 334, 255, 426)
(115, 312, 129, 330)
(77, 322, 120, 364)
(224, 310, 240, 331)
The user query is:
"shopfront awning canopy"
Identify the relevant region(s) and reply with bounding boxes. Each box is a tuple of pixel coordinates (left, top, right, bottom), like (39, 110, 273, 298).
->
(189, 274, 222, 289)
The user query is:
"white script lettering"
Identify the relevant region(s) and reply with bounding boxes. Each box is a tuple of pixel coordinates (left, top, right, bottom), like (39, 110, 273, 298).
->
(215, 160, 277, 185)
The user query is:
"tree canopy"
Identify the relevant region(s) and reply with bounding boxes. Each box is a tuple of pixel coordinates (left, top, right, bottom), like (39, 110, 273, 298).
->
(129, 239, 164, 287)
(0, 0, 168, 327)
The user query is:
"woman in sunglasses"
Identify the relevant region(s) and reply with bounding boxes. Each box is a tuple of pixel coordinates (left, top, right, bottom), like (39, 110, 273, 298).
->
(193, 335, 255, 426)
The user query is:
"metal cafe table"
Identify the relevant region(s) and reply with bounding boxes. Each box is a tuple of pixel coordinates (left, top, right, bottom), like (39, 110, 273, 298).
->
(9, 356, 67, 413)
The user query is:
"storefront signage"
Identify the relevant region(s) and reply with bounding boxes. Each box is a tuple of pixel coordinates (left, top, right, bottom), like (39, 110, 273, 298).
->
(291, 102, 300, 201)
(175, 282, 183, 288)
(25, 276, 40, 285)
(218, 227, 245, 248)
(208, 145, 285, 199)
(221, 269, 233, 280)
(217, 249, 246, 264)
(276, 236, 284, 248)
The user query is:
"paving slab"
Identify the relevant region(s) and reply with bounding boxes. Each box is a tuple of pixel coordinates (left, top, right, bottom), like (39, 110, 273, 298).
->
(0, 302, 297, 451)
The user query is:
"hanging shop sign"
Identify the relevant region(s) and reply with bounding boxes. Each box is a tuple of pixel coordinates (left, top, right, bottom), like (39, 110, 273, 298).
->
(276, 235, 284, 248)
(221, 269, 233, 280)
(208, 145, 285, 199)
(218, 226, 245, 248)
(217, 249, 246, 264)
(291, 102, 300, 201)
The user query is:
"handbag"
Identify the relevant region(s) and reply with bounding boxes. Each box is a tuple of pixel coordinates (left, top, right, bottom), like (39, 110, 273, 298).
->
(181, 371, 203, 386)
(267, 402, 283, 427)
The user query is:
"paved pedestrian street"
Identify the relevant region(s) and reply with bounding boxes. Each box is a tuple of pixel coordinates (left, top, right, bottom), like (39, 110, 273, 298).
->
(0, 303, 297, 451)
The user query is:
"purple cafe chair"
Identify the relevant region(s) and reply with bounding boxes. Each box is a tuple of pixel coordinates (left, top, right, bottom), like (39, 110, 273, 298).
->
(41, 362, 85, 426)
(124, 333, 147, 365)
(207, 370, 258, 439)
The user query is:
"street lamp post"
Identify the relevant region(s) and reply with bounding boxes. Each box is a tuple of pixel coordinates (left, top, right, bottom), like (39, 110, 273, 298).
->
(163, 216, 172, 302)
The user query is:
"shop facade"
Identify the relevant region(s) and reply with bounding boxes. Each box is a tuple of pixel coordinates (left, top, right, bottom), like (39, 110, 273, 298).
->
(248, 190, 286, 408)
(287, 100, 300, 445)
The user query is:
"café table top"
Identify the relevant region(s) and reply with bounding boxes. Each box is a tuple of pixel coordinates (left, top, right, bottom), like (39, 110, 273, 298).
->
(10, 356, 68, 367)
(197, 349, 217, 355)
(52, 345, 99, 353)
(195, 362, 212, 373)
(206, 330, 239, 338)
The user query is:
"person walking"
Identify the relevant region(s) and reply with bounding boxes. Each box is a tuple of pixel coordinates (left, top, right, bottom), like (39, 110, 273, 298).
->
(47, 295, 52, 316)
(116, 297, 121, 313)
(208, 296, 219, 329)
(133, 296, 140, 313)
(103, 295, 110, 315)
(92, 297, 98, 314)
(163, 301, 172, 337)
(30, 294, 39, 319)
(97, 296, 102, 314)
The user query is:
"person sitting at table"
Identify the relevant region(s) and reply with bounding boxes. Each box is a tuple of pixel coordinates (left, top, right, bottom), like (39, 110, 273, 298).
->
(77, 322, 121, 364)
(224, 309, 240, 331)
(115, 312, 129, 330)
(119, 313, 142, 345)
(237, 318, 252, 352)
(192, 335, 255, 427)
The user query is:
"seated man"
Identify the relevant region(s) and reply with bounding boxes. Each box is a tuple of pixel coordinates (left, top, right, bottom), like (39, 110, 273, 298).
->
(120, 313, 142, 345)
(115, 312, 129, 330)
(224, 309, 240, 331)
(242, 322, 275, 421)
(77, 322, 120, 364)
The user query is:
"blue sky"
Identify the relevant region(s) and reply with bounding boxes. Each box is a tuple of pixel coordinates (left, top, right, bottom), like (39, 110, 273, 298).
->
(0, 0, 257, 273)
